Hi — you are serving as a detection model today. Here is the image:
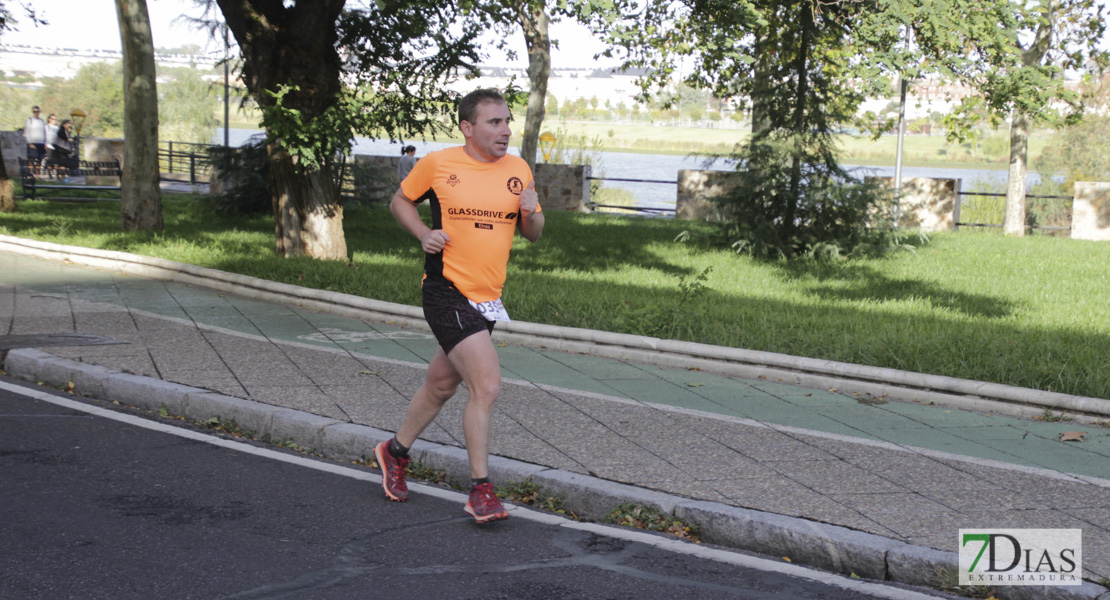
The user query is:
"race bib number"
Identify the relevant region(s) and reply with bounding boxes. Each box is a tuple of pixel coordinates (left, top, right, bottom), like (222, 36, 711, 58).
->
(468, 297, 511, 322)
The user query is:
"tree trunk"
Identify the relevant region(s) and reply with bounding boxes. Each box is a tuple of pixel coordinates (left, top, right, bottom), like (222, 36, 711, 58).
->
(217, 0, 348, 260)
(0, 155, 13, 213)
(268, 143, 346, 259)
(1003, 108, 1031, 236)
(115, 0, 163, 231)
(750, 30, 773, 144)
(786, 4, 814, 237)
(1002, 0, 1054, 237)
(518, 3, 551, 172)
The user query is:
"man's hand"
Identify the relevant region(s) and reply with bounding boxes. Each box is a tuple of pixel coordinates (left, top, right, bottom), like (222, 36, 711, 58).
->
(517, 179, 544, 242)
(420, 229, 451, 254)
(520, 179, 539, 215)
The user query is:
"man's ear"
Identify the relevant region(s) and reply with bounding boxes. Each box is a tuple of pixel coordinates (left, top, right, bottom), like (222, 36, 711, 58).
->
(459, 120, 473, 138)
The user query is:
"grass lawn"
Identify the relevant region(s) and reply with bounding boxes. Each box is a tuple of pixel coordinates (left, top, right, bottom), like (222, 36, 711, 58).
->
(2, 193, 1107, 400)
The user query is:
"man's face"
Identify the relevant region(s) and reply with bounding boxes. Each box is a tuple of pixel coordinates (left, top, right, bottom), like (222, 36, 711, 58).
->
(461, 100, 511, 163)
(32, 109, 40, 118)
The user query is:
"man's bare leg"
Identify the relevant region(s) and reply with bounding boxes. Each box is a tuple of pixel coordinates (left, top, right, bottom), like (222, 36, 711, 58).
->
(441, 331, 502, 479)
(394, 346, 463, 449)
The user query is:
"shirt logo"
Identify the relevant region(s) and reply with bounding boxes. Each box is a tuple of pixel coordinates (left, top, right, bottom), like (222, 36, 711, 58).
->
(506, 177, 524, 195)
(446, 174, 461, 187)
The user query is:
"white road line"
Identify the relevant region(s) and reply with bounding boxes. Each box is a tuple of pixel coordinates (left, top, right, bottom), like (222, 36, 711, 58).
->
(1, 379, 944, 600)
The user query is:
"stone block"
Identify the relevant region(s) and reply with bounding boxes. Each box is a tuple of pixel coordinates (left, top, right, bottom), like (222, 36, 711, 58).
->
(535, 162, 590, 211)
(1071, 182, 1110, 241)
(269, 408, 344, 449)
(674, 500, 898, 579)
(320, 422, 390, 462)
(676, 169, 737, 221)
(101, 373, 197, 415)
(531, 469, 682, 521)
(871, 176, 960, 231)
(183, 391, 276, 436)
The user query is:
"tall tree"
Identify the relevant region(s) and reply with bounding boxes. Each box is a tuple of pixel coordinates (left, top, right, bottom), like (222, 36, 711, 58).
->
(592, 0, 905, 256)
(0, 1, 43, 213)
(116, 0, 163, 231)
(208, 0, 509, 260)
(517, 1, 551, 171)
(917, 0, 1106, 236)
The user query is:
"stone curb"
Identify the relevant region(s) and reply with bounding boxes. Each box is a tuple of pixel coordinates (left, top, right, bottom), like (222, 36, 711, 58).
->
(5, 348, 1108, 598)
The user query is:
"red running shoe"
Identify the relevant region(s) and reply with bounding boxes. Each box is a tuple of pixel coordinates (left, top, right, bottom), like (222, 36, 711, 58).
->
(464, 482, 508, 523)
(374, 440, 410, 502)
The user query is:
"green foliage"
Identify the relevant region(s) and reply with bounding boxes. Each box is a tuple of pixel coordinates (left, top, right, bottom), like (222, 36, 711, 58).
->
(38, 62, 125, 137)
(0, 82, 35, 131)
(260, 85, 360, 172)
(545, 126, 607, 197)
(603, 503, 700, 541)
(719, 133, 903, 259)
(158, 68, 220, 145)
(614, 267, 713, 338)
(497, 480, 573, 516)
(1033, 113, 1110, 194)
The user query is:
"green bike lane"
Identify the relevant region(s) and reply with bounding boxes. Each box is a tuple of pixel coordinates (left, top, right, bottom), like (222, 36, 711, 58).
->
(6, 248, 1110, 482)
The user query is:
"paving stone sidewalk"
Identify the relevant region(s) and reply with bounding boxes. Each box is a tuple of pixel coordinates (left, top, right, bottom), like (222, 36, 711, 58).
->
(2, 246, 1109, 598)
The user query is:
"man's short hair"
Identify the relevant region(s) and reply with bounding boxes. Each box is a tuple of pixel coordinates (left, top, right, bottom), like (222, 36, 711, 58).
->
(458, 89, 506, 126)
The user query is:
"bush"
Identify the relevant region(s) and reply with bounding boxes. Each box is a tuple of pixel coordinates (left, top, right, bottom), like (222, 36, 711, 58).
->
(717, 134, 904, 259)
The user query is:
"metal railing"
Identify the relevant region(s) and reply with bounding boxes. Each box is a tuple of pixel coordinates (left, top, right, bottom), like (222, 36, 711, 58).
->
(159, 141, 216, 185)
(586, 175, 678, 216)
(954, 191, 1072, 232)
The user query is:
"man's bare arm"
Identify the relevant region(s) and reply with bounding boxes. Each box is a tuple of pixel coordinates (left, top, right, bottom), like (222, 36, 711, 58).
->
(390, 188, 450, 253)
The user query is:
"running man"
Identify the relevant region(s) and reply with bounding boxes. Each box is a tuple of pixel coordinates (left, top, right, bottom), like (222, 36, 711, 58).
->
(376, 88, 544, 523)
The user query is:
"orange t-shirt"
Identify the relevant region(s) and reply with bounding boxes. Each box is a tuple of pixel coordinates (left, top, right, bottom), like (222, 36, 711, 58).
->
(400, 146, 541, 303)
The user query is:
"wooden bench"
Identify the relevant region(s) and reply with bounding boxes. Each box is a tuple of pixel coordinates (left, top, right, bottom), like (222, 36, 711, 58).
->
(18, 157, 123, 201)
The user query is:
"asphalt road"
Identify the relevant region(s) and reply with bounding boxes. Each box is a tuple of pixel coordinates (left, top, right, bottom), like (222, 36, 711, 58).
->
(0, 376, 951, 600)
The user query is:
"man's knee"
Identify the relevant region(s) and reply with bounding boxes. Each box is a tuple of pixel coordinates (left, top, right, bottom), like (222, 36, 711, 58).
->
(467, 377, 501, 404)
(426, 379, 460, 402)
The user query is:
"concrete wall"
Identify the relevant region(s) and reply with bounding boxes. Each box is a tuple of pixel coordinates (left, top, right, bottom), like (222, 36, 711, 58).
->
(348, 154, 591, 212)
(676, 169, 738, 221)
(1071, 182, 1110, 241)
(869, 176, 960, 231)
(1, 131, 26, 176)
(81, 138, 125, 185)
(535, 162, 591, 212)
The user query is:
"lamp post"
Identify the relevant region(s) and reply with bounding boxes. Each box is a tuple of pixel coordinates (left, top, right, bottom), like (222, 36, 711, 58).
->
(539, 131, 557, 162)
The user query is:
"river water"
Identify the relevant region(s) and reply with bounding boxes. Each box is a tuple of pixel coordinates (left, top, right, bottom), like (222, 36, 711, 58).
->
(220, 128, 1038, 212)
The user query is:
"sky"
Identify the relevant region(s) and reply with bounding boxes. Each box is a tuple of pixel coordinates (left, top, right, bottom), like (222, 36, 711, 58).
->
(2, 0, 617, 68)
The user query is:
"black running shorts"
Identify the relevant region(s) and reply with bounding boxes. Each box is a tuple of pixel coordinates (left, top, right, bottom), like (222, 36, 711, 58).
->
(422, 278, 495, 354)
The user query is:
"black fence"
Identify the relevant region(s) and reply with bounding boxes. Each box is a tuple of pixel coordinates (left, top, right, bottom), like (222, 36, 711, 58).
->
(159, 141, 215, 185)
(157, 141, 364, 202)
(955, 191, 1072, 233)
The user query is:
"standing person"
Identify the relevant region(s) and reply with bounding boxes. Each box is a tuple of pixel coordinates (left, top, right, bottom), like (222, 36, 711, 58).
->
(43, 114, 59, 177)
(23, 106, 47, 172)
(53, 119, 76, 181)
(397, 145, 418, 181)
(377, 88, 544, 524)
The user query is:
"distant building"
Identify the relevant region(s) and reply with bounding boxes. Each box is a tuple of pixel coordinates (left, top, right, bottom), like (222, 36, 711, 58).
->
(0, 44, 221, 79)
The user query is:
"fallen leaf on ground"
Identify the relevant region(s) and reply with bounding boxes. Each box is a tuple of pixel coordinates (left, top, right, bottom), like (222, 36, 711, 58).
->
(1060, 431, 1087, 442)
